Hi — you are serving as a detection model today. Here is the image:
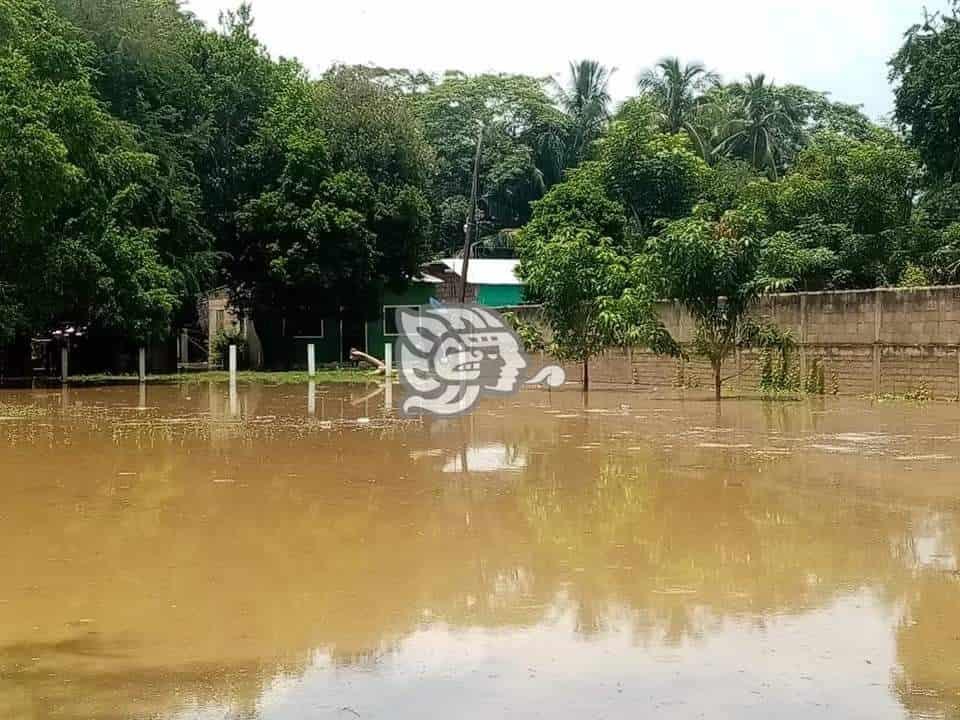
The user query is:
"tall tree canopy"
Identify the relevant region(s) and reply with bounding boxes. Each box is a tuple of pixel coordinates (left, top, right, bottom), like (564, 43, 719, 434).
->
(0, 0, 204, 349)
(557, 59, 614, 166)
(411, 72, 570, 254)
(891, 2, 960, 183)
(6, 0, 960, 377)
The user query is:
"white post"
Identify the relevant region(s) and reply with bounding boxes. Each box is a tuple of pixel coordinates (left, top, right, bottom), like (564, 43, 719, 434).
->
(384, 371, 393, 412)
(138, 347, 147, 383)
(229, 380, 238, 417)
(228, 344, 238, 417)
(308, 380, 316, 416)
(385, 343, 393, 379)
(180, 330, 189, 366)
(61, 345, 69, 383)
(307, 343, 316, 378)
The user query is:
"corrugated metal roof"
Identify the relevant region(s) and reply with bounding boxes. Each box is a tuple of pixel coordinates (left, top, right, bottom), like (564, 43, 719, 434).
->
(440, 259, 523, 286)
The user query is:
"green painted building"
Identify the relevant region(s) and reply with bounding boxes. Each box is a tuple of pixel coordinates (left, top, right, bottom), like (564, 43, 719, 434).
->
(365, 259, 528, 361)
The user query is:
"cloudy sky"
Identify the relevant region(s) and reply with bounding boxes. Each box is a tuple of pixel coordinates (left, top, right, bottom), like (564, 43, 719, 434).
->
(183, 0, 949, 121)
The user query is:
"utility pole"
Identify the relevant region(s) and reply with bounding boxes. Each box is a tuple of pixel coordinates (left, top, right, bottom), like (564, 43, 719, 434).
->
(459, 124, 484, 304)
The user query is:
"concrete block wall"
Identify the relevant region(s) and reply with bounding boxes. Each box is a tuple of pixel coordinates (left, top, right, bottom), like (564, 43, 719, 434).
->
(577, 286, 960, 399)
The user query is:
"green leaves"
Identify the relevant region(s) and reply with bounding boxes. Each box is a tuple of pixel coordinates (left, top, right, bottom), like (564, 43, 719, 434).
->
(0, 0, 196, 344)
(412, 72, 571, 251)
(891, 3, 960, 183)
(518, 227, 671, 375)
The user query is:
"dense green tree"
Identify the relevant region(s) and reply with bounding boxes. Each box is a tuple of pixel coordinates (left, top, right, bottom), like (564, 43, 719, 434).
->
(891, 2, 960, 183)
(712, 74, 803, 180)
(600, 99, 708, 234)
(0, 0, 196, 354)
(412, 72, 570, 253)
(231, 66, 433, 366)
(520, 164, 628, 247)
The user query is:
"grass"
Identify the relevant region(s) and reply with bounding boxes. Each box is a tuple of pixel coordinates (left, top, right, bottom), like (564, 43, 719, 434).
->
(64, 369, 379, 386)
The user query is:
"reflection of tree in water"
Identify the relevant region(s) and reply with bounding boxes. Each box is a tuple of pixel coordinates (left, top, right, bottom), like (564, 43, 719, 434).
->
(894, 523, 960, 719)
(0, 390, 958, 717)
(514, 438, 920, 648)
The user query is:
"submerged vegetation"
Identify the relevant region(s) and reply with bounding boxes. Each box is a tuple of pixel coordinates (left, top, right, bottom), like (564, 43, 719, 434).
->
(64, 370, 377, 386)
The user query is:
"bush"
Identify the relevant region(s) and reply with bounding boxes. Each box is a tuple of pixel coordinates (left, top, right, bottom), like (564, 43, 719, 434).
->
(211, 327, 249, 369)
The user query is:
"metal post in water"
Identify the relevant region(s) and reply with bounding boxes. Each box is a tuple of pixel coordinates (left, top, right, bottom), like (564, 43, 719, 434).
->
(138, 347, 147, 383)
(307, 343, 316, 378)
(384, 343, 393, 379)
(180, 330, 189, 366)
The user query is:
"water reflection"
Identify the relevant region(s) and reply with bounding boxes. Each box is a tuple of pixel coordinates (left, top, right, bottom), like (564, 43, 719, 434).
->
(0, 385, 958, 718)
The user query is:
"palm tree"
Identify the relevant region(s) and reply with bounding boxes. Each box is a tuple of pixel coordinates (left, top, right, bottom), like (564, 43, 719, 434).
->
(714, 74, 803, 180)
(683, 87, 742, 165)
(638, 57, 718, 135)
(556, 59, 614, 165)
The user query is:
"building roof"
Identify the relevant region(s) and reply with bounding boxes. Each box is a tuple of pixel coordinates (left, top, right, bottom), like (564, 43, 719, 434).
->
(440, 259, 523, 286)
(410, 273, 444, 285)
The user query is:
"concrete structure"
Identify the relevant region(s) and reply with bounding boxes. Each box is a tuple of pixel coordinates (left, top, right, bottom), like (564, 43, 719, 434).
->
(568, 285, 960, 399)
(201, 288, 264, 369)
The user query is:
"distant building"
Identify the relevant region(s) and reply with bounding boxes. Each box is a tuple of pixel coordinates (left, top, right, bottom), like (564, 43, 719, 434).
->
(202, 259, 532, 367)
(366, 259, 529, 361)
(199, 288, 264, 369)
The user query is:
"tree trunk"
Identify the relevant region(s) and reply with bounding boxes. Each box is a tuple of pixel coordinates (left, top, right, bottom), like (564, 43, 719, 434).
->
(583, 357, 590, 392)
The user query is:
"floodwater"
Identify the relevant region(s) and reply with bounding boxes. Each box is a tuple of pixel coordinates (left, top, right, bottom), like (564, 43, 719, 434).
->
(0, 383, 959, 719)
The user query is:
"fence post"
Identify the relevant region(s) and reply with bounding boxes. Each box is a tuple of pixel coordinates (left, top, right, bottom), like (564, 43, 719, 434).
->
(138, 347, 147, 383)
(799, 294, 807, 386)
(307, 343, 316, 378)
(873, 290, 882, 395)
(61, 345, 69, 383)
(384, 343, 393, 379)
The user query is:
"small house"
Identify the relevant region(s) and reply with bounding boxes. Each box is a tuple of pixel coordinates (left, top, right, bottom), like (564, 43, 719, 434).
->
(202, 259, 530, 368)
(364, 259, 527, 361)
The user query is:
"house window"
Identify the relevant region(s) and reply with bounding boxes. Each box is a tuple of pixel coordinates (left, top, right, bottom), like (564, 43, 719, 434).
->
(293, 320, 326, 341)
(384, 306, 419, 336)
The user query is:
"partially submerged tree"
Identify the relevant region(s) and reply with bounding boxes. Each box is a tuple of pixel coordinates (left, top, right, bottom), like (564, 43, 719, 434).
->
(650, 217, 786, 400)
(518, 228, 676, 391)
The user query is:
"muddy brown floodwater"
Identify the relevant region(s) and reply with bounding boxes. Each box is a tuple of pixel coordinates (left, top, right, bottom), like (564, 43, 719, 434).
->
(0, 383, 959, 719)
